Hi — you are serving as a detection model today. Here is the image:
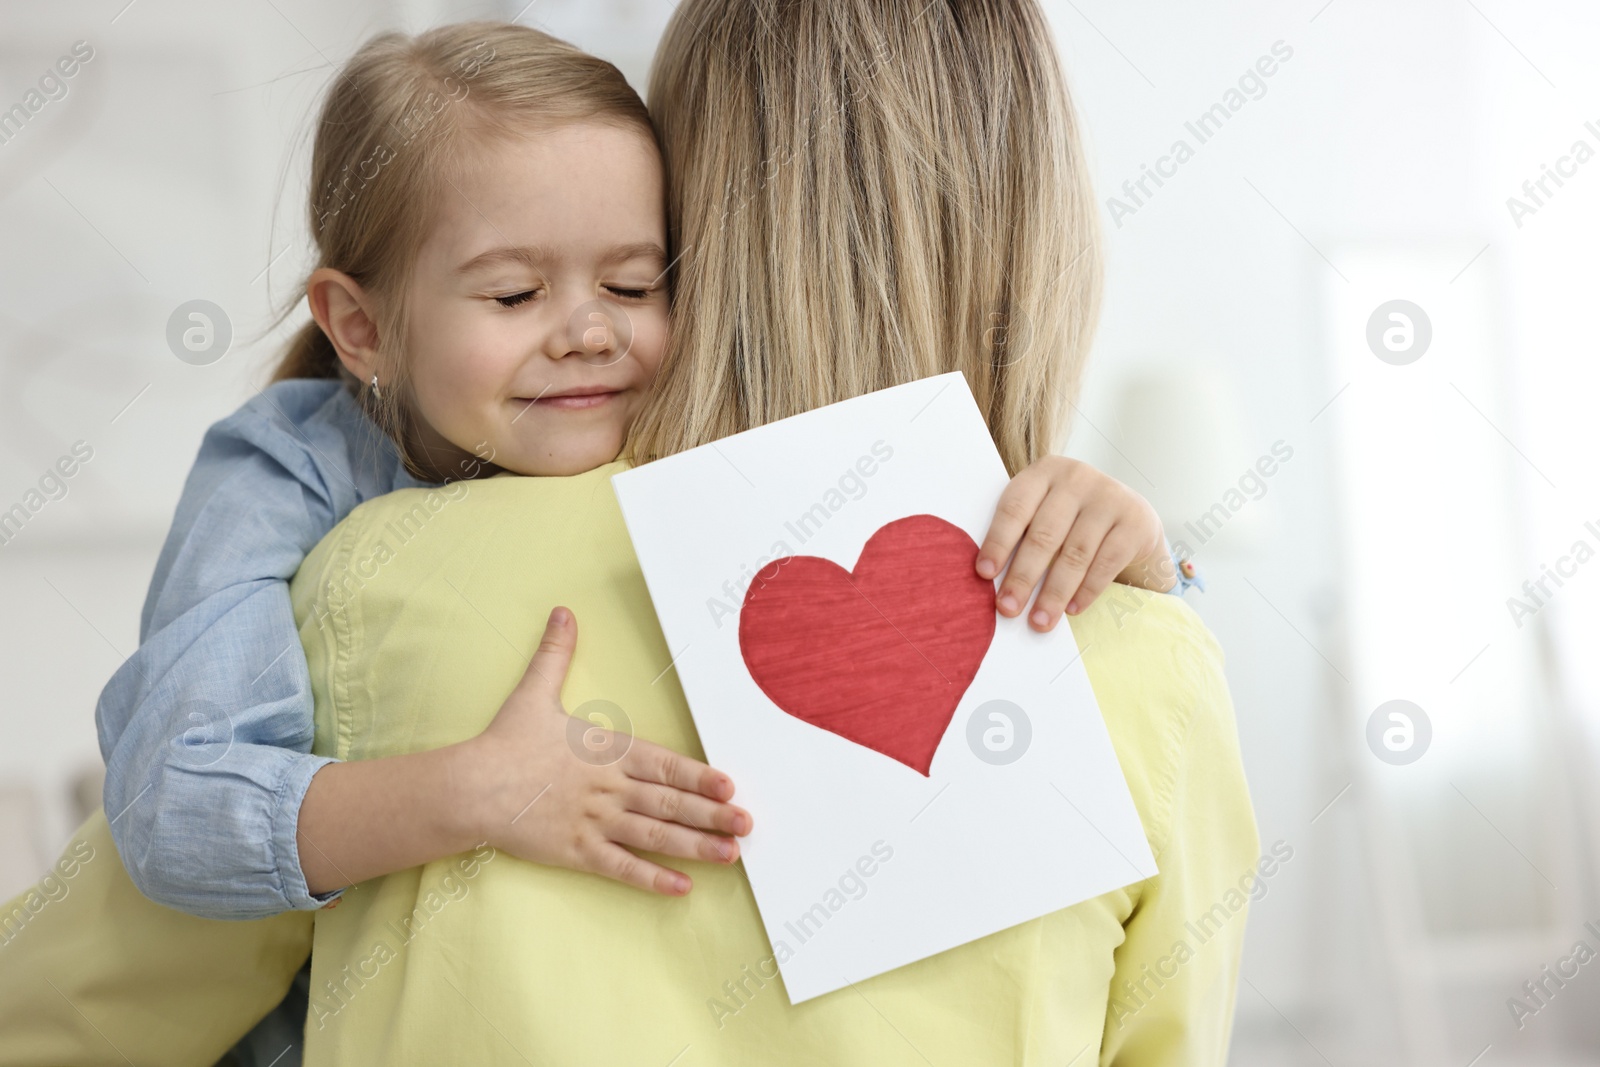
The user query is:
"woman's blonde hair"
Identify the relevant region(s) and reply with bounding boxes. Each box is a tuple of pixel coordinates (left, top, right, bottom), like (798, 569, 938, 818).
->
(627, 0, 1102, 474)
(270, 21, 654, 477)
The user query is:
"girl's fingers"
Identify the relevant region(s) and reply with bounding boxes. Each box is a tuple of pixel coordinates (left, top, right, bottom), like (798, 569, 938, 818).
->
(1027, 512, 1115, 629)
(519, 606, 577, 698)
(621, 739, 735, 801)
(1068, 523, 1147, 616)
(611, 812, 740, 865)
(583, 840, 692, 896)
(976, 470, 1049, 580)
(1118, 542, 1178, 592)
(625, 780, 752, 837)
(995, 494, 1083, 617)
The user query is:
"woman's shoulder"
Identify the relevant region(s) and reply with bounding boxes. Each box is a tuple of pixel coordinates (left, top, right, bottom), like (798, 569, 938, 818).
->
(1068, 586, 1236, 858)
(291, 464, 632, 606)
(325, 462, 631, 543)
(1070, 585, 1224, 683)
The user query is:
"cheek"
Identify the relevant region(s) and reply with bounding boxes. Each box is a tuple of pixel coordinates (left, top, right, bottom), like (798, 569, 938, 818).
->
(407, 341, 506, 428)
(631, 309, 672, 378)
(412, 311, 513, 392)
(405, 293, 517, 388)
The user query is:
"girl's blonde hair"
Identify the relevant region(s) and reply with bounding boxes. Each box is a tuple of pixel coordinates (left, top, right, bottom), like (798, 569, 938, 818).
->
(271, 21, 654, 477)
(627, 0, 1102, 474)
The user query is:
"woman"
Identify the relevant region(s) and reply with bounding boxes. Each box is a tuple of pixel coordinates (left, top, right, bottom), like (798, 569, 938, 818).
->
(0, 2, 1255, 1064)
(284, 0, 1255, 1063)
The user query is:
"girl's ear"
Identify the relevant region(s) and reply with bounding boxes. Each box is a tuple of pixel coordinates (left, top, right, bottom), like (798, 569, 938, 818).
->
(307, 268, 382, 384)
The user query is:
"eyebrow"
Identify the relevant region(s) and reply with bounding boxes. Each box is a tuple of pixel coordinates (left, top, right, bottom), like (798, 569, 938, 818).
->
(455, 241, 667, 275)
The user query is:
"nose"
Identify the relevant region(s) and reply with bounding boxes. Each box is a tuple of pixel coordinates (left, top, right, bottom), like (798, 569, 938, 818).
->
(546, 297, 634, 367)
(576, 307, 617, 356)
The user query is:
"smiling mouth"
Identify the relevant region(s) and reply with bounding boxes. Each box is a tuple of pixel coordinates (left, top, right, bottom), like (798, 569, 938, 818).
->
(516, 388, 620, 411)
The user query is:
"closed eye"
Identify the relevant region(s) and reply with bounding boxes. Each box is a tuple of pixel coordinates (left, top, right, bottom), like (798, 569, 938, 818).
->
(495, 290, 538, 308)
(606, 286, 651, 301)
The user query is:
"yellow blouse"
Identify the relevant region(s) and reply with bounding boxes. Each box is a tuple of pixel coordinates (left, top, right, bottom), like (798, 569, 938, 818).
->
(290, 463, 1259, 1066)
(0, 461, 1257, 1067)
(0, 808, 311, 1066)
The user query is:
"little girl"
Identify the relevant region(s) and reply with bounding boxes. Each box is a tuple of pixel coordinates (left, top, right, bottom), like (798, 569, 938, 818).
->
(97, 20, 1195, 924)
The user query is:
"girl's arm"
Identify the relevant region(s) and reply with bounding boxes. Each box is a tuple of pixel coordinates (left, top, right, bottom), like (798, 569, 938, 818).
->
(98, 380, 418, 918)
(975, 456, 1190, 633)
(104, 382, 747, 914)
(296, 608, 752, 898)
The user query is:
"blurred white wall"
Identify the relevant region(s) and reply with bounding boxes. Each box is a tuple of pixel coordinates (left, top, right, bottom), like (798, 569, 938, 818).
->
(2, 1, 1597, 1064)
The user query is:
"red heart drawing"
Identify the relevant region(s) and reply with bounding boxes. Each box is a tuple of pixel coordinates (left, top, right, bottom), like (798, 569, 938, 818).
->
(738, 515, 996, 775)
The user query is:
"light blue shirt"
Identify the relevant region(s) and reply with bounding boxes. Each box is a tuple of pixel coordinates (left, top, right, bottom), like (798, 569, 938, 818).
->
(97, 379, 432, 919)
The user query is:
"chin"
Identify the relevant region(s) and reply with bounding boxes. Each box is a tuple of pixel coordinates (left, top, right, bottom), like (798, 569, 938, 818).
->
(508, 437, 624, 477)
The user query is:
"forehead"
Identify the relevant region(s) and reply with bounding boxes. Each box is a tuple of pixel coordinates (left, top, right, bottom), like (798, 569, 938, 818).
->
(421, 121, 664, 267)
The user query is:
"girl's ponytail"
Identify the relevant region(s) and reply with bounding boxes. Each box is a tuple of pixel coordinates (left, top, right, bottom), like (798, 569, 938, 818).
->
(271, 320, 344, 383)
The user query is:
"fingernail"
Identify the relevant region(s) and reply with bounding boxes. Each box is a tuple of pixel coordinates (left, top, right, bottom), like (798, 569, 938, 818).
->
(674, 874, 691, 893)
(998, 594, 1018, 614)
(976, 558, 997, 579)
(1066, 600, 1079, 615)
(1031, 609, 1050, 628)
(550, 606, 570, 627)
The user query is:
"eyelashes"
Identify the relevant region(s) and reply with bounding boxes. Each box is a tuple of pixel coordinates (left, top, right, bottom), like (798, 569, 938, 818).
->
(494, 290, 536, 308)
(492, 286, 653, 309)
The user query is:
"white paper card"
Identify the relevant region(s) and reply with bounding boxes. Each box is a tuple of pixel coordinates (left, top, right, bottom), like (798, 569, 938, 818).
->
(612, 373, 1156, 1003)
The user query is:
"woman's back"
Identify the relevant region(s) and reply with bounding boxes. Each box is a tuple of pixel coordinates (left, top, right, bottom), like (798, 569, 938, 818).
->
(291, 467, 1256, 1065)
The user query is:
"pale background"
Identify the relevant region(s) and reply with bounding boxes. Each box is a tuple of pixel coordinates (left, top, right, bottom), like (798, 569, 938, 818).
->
(2, 1, 1598, 1064)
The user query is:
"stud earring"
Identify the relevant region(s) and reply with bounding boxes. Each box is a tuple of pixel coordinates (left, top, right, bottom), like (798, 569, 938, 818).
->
(370, 374, 381, 400)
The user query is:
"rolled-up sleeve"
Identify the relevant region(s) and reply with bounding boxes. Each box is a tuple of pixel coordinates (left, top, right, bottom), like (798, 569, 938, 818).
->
(97, 380, 419, 919)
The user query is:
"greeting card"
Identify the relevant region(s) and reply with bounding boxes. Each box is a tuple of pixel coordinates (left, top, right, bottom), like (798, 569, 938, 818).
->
(612, 373, 1156, 1003)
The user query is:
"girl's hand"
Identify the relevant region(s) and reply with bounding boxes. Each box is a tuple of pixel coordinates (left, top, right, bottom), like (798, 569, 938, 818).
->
(463, 607, 752, 896)
(975, 456, 1176, 632)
